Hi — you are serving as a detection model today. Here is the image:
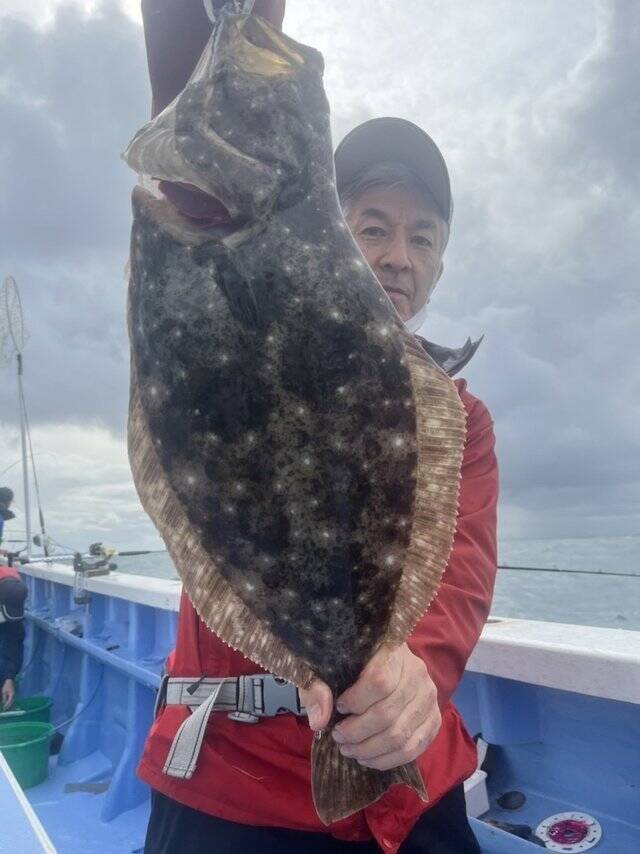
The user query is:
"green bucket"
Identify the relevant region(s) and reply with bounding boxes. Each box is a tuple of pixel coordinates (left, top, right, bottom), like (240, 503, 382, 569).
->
(0, 696, 52, 725)
(0, 722, 53, 789)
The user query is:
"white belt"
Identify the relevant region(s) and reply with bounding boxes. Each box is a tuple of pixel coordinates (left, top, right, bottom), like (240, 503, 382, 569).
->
(159, 674, 306, 780)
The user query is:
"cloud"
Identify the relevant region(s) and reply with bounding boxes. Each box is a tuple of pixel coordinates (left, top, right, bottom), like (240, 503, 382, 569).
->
(0, 420, 163, 551)
(0, 0, 638, 566)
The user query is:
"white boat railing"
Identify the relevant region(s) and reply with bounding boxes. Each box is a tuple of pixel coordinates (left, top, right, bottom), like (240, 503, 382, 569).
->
(19, 560, 640, 706)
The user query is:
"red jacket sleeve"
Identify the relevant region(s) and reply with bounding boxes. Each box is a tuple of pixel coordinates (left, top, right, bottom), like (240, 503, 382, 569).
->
(407, 379, 498, 709)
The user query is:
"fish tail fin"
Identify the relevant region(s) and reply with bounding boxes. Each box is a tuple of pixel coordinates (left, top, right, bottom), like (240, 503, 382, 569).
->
(311, 732, 427, 825)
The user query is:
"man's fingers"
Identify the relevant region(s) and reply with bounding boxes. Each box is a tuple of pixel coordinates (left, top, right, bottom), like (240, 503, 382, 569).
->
(332, 682, 416, 745)
(252, 0, 286, 29)
(299, 678, 333, 731)
(337, 698, 437, 763)
(350, 712, 442, 771)
(1, 683, 14, 711)
(336, 644, 404, 715)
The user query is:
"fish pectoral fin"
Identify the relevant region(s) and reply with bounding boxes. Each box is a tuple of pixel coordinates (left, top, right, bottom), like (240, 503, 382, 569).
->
(311, 732, 428, 825)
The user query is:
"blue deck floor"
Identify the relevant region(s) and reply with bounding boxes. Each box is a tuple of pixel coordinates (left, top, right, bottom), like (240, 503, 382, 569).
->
(28, 753, 149, 854)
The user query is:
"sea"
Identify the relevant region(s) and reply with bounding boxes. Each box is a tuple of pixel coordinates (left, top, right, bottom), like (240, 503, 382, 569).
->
(67, 541, 640, 632)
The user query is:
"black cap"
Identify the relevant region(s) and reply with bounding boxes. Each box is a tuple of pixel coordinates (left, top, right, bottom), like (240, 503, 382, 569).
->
(334, 117, 453, 226)
(0, 578, 26, 621)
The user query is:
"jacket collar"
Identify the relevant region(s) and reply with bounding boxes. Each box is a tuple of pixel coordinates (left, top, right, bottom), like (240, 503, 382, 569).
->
(417, 335, 483, 377)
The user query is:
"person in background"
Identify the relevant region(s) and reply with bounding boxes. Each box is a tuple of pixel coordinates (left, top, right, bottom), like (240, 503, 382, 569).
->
(0, 487, 15, 551)
(138, 2, 498, 852)
(0, 564, 27, 711)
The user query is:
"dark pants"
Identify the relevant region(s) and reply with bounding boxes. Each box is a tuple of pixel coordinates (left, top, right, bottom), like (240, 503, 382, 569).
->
(144, 785, 481, 854)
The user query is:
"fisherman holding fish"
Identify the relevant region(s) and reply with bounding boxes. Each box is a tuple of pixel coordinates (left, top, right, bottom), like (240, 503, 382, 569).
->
(132, 2, 498, 852)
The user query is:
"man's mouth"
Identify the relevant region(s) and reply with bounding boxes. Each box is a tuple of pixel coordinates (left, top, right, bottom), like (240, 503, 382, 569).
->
(383, 286, 411, 300)
(382, 286, 412, 320)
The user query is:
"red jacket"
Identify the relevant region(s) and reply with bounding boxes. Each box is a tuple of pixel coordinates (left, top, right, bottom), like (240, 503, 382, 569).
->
(138, 379, 498, 853)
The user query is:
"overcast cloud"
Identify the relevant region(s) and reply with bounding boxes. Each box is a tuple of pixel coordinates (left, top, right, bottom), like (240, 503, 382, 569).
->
(0, 0, 638, 571)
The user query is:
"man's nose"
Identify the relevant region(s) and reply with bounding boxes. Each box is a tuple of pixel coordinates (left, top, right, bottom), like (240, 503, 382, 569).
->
(380, 232, 411, 271)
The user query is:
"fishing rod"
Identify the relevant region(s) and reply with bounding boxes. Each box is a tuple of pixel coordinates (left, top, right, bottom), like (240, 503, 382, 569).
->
(498, 564, 639, 580)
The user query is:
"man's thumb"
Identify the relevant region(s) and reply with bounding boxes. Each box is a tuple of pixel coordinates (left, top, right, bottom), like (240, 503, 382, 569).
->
(299, 678, 333, 731)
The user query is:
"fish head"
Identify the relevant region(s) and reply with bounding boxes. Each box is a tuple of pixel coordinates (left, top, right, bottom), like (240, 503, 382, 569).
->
(124, 11, 330, 225)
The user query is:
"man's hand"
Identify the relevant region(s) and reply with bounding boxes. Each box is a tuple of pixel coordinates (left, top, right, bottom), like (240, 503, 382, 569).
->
(1, 678, 15, 711)
(299, 643, 441, 771)
(253, 0, 286, 30)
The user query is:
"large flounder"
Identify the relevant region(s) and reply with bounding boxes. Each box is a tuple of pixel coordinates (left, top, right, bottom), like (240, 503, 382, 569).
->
(124, 2, 466, 824)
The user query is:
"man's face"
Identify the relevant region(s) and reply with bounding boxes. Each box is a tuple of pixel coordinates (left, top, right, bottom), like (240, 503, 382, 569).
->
(344, 184, 445, 322)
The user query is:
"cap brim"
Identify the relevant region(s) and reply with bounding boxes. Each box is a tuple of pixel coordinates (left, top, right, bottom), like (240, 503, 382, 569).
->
(334, 117, 452, 225)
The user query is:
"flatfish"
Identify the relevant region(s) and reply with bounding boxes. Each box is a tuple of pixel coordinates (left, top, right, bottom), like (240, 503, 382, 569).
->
(124, 1, 466, 824)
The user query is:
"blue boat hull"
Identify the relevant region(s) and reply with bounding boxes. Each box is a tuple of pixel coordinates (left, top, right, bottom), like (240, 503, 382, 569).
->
(10, 565, 640, 853)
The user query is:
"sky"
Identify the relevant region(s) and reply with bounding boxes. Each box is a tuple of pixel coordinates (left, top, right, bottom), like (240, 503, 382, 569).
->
(0, 0, 638, 571)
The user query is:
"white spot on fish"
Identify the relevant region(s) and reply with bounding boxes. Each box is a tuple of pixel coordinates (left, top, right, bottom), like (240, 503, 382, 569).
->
(379, 326, 390, 337)
(337, 386, 346, 395)
(303, 456, 312, 467)
(187, 475, 196, 486)
(392, 436, 405, 448)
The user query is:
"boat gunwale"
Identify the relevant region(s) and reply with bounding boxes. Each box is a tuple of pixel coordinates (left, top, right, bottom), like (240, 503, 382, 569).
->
(19, 561, 640, 705)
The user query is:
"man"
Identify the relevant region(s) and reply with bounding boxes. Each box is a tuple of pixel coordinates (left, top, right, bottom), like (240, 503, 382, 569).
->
(0, 487, 15, 549)
(0, 564, 27, 711)
(138, 3, 498, 852)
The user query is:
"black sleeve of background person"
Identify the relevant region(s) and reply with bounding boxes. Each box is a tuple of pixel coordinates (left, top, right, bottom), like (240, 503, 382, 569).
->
(0, 621, 25, 681)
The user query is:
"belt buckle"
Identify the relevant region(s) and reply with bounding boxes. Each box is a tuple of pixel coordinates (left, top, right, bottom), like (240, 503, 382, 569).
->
(262, 676, 304, 717)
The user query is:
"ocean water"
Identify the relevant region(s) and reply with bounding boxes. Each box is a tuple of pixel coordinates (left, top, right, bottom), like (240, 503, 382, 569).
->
(88, 548, 640, 632)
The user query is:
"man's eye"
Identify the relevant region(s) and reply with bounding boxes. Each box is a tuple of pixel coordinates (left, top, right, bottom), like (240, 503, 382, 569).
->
(360, 226, 387, 239)
(412, 235, 433, 248)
